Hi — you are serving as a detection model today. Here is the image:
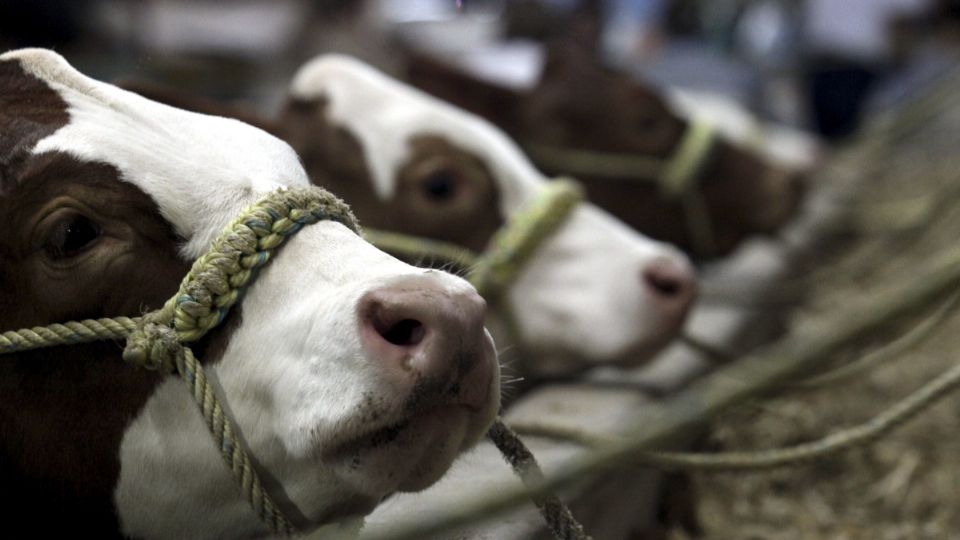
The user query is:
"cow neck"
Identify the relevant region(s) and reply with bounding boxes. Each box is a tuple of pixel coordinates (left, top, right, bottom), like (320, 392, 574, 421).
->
(0, 186, 359, 537)
(522, 120, 721, 255)
(364, 178, 582, 346)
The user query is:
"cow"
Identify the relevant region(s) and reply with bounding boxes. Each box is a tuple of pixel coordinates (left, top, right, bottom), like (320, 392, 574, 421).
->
(0, 48, 499, 539)
(402, 42, 813, 258)
(123, 54, 698, 379)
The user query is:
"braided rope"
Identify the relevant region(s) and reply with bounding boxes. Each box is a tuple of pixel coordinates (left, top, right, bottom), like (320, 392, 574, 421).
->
(366, 180, 582, 302)
(468, 179, 582, 300)
(488, 420, 591, 540)
(0, 317, 138, 353)
(0, 186, 358, 536)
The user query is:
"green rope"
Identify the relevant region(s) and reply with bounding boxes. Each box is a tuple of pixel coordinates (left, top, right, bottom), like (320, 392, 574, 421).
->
(0, 186, 359, 536)
(523, 142, 664, 180)
(524, 121, 720, 257)
(523, 120, 718, 199)
(1, 317, 138, 353)
(365, 180, 582, 369)
(659, 120, 719, 200)
(366, 179, 582, 302)
(468, 179, 582, 300)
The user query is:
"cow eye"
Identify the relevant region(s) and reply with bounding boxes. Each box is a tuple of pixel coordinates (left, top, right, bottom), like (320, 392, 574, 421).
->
(45, 214, 101, 259)
(422, 169, 459, 202)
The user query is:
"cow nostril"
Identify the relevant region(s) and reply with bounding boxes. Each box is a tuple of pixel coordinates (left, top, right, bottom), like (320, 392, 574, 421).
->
(376, 318, 426, 347)
(642, 259, 695, 301)
(644, 270, 683, 297)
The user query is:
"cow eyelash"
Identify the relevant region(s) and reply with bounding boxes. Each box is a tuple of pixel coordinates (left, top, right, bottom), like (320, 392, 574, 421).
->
(44, 214, 101, 260)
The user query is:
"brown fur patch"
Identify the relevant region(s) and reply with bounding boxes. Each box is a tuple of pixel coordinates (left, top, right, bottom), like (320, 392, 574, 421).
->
(278, 99, 504, 254)
(0, 58, 242, 536)
(0, 58, 70, 193)
(401, 45, 805, 257)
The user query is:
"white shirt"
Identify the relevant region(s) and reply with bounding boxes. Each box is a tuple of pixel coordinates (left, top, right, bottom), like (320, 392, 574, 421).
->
(803, 0, 933, 62)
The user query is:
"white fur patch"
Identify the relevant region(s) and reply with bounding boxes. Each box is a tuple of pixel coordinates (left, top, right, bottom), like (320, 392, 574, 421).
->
(290, 54, 542, 214)
(3, 48, 310, 259)
(114, 224, 496, 538)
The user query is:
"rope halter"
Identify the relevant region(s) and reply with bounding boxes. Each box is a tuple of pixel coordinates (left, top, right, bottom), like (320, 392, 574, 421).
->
(364, 178, 583, 302)
(1, 186, 359, 536)
(523, 119, 721, 256)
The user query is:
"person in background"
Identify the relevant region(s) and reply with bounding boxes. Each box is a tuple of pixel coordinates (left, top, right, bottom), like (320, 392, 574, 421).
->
(801, 0, 934, 139)
(601, 0, 669, 63)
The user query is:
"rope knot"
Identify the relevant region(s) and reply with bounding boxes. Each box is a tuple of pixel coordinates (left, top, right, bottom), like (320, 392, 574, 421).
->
(123, 320, 182, 374)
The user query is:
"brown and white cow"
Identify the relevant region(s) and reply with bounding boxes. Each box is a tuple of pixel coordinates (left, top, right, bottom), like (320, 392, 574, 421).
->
(0, 49, 499, 539)
(125, 55, 697, 378)
(402, 43, 813, 258)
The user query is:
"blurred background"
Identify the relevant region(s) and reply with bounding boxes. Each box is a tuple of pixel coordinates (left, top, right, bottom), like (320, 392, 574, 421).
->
(3, 0, 956, 140)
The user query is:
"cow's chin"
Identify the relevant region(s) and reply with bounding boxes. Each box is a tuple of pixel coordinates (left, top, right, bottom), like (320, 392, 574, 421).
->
(326, 404, 495, 497)
(503, 312, 686, 378)
(521, 336, 675, 378)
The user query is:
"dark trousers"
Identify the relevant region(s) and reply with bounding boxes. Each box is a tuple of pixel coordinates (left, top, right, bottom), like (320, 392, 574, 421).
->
(806, 58, 881, 140)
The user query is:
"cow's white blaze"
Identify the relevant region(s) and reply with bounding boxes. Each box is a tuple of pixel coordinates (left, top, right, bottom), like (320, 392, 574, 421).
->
(508, 205, 689, 373)
(7, 48, 306, 259)
(290, 55, 693, 371)
(1, 49, 498, 538)
(291, 54, 540, 212)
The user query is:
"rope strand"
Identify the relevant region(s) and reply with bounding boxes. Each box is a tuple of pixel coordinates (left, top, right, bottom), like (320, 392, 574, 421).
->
(510, 354, 960, 472)
(489, 420, 591, 540)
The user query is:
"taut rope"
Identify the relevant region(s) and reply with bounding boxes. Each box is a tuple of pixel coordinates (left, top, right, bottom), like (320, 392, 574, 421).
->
(524, 120, 721, 256)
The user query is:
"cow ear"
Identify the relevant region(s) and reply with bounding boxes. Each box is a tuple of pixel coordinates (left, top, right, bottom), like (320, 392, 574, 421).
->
(115, 78, 281, 135)
(400, 49, 523, 132)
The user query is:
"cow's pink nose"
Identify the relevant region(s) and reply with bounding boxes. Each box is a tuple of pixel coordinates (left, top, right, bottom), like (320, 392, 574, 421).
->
(358, 276, 493, 409)
(642, 257, 697, 309)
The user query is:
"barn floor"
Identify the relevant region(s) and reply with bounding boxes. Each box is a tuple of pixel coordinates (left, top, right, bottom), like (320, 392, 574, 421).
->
(674, 75, 960, 540)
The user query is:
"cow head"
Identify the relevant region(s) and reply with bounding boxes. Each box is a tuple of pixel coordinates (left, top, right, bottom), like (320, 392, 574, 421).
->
(0, 49, 498, 538)
(403, 44, 808, 257)
(273, 55, 696, 377)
